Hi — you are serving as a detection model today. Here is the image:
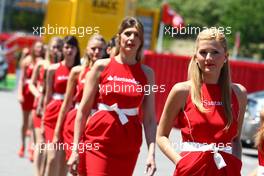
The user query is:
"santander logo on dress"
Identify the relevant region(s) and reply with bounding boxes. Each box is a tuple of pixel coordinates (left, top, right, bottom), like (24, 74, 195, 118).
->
(57, 75, 69, 81)
(202, 99, 234, 109)
(203, 100, 223, 107)
(107, 75, 139, 85)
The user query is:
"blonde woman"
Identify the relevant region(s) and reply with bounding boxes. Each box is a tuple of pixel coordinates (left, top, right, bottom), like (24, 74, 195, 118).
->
(17, 41, 45, 159)
(252, 109, 264, 176)
(29, 37, 63, 176)
(157, 28, 247, 175)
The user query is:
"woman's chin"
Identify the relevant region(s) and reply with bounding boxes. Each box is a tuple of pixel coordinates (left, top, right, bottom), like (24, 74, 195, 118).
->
(124, 49, 137, 55)
(203, 68, 215, 74)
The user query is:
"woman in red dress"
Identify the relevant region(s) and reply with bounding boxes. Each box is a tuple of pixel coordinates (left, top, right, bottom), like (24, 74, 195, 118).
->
(52, 34, 106, 176)
(43, 36, 80, 176)
(17, 41, 45, 158)
(68, 17, 157, 176)
(254, 108, 264, 175)
(29, 37, 63, 176)
(105, 36, 116, 58)
(157, 28, 247, 176)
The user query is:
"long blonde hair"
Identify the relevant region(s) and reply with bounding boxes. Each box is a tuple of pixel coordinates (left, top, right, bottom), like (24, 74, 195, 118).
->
(188, 28, 233, 130)
(255, 110, 264, 151)
(82, 34, 106, 67)
(45, 37, 63, 63)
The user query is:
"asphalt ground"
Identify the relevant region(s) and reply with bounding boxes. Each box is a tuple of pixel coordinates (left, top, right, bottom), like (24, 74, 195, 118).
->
(0, 74, 258, 176)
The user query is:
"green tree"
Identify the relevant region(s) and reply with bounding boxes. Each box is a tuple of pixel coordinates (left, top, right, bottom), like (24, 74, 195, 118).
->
(137, 0, 264, 59)
(10, 10, 44, 32)
(219, 0, 264, 58)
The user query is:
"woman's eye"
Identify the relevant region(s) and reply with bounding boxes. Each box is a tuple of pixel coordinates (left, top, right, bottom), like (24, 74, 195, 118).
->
(199, 50, 219, 55)
(91, 47, 102, 51)
(124, 32, 131, 37)
(199, 51, 207, 55)
(212, 50, 219, 54)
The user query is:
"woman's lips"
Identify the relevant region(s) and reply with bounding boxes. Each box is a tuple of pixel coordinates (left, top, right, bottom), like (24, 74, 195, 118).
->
(205, 63, 215, 66)
(127, 43, 135, 47)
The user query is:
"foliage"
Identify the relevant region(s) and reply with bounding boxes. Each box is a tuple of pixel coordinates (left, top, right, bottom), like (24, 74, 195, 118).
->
(137, 0, 264, 59)
(7, 9, 44, 33)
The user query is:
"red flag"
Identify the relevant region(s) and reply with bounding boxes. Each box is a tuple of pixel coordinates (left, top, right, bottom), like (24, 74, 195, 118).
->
(162, 3, 173, 25)
(172, 14, 184, 29)
(162, 3, 184, 28)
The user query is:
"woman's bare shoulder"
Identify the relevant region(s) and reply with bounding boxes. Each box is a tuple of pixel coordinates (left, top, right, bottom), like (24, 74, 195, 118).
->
(92, 58, 111, 72)
(171, 81, 191, 94)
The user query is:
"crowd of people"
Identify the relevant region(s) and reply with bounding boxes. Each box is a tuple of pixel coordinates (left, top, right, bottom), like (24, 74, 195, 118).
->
(16, 16, 264, 176)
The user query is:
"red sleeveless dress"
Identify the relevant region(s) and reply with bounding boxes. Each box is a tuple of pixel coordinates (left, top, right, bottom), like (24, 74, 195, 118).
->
(21, 63, 35, 111)
(83, 58, 147, 176)
(63, 66, 90, 159)
(258, 146, 264, 174)
(32, 65, 45, 128)
(43, 62, 70, 142)
(62, 66, 92, 175)
(259, 147, 264, 164)
(174, 84, 242, 176)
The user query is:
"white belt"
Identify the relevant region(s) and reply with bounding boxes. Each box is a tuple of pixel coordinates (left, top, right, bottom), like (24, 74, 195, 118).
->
(74, 103, 80, 109)
(97, 103, 138, 125)
(74, 103, 96, 115)
(25, 79, 31, 84)
(52, 93, 64, 100)
(181, 142, 232, 170)
(258, 166, 264, 176)
(38, 85, 44, 93)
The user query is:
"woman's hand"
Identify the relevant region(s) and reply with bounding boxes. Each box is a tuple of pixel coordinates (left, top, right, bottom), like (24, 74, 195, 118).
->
(145, 153, 156, 176)
(52, 132, 60, 144)
(36, 96, 44, 116)
(40, 125, 45, 143)
(18, 94, 24, 103)
(67, 151, 79, 176)
(174, 155, 183, 166)
(36, 105, 43, 116)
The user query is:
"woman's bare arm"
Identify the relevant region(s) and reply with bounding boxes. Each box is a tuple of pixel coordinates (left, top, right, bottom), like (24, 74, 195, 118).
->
(156, 82, 190, 164)
(232, 83, 247, 159)
(29, 61, 42, 97)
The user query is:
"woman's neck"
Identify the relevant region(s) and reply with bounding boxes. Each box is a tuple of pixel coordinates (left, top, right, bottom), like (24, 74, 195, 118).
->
(202, 72, 220, 84)
(62, 59, 74, 68)
(116, 52, 137, 65)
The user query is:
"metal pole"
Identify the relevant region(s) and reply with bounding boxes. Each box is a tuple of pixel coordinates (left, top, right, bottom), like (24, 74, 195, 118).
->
(0, 0, 6, 33)
(156, 21, 164, 53)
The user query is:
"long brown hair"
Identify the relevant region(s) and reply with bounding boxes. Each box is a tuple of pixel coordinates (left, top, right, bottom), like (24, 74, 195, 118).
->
(115, 16, 144, 62)
(63, 35, 80, 67)
(188, 28, 233, 130)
